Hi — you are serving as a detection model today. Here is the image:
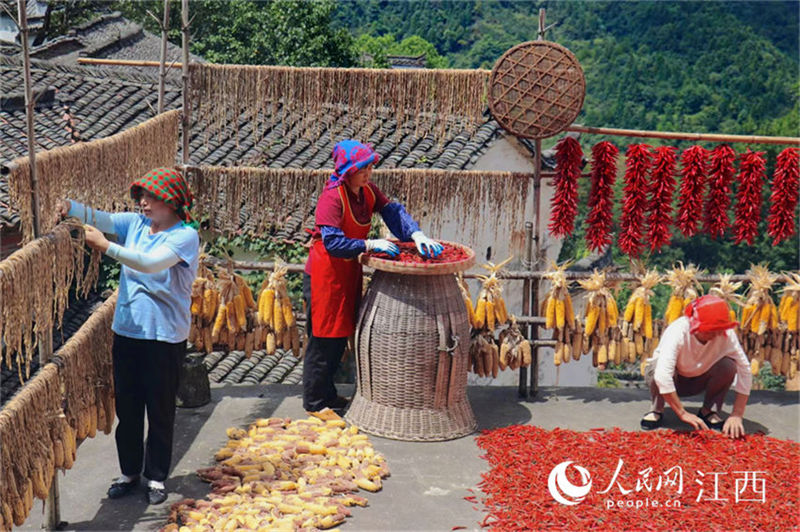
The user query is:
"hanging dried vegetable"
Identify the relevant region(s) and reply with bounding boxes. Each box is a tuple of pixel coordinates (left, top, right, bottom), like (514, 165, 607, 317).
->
(775, 272, 800, 379)
(664, 261, 703, 325)
(584, 141, 618, 253)
(52, 293, 117, 443)
(257, 263, 302, 358)
(0, 364, 74, 529)
(541, 261, 579, 366)
(739, 265, 782, 376)
(618, 144, 652, 257)
(767, 147, 800, 246)
(7, 111, 180, 242)
(675, 145, 708, 237)
(620, 267, 662, 372)
(646, 146, 677, 252)
(733, 149, 767, 245)
(547, 136, 583, 238)
(578, 270, 619, 369)
(704, 144, 736, 239)
(188, 64, 489, 146)
(0, 224, 100, 381)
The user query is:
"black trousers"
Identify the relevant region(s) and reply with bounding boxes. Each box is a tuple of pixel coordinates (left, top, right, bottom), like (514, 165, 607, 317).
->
(112, 333, 184, 482)
(302, 273, 348, 412)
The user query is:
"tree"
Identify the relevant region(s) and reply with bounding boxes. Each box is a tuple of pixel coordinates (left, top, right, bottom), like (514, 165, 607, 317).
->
(114, 0, 356, 67)
(354, 34, 448, 68)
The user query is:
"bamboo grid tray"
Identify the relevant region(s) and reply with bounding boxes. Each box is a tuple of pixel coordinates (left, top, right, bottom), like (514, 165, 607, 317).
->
(488, 40, 586, 139)
(359, 241, 475, 275)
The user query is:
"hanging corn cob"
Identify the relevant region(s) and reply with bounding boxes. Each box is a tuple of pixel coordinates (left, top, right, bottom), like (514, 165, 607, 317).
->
(498, 317, 532, 371)
(777, 272, 800, 379)
(188, 274, 220, 354)
(457, 273, 477, 329)
(471, 257, 513, 334)
(620, 266, 662, 373)
(468, 257, 528, 376)
(709, 273, 744, 327)
(257, 262, 302, 358)
(740, 264, 780, 376)
(541, 261, 579, 366)
(664, 262, 702, 325)
(578, 270, 619, 370)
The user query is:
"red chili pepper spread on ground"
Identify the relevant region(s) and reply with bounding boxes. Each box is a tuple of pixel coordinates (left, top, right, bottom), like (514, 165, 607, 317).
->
(366, 241, 470, 264)
(474, 426, 800, 531)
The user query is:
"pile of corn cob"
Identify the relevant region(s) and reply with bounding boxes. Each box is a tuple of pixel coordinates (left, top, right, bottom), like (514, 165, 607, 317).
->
(164, 417, 389, 531)
(620, 268, 661, 373)
(257, 263, 302, 357)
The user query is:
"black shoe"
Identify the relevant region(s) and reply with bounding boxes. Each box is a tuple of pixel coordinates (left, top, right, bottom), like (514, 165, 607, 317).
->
(107, 477, 139, 499)
(697, 408, 725, 430)
(146, 485, 168, 505)
(640, 411, 663, 430)
(330, 395, 350, 410)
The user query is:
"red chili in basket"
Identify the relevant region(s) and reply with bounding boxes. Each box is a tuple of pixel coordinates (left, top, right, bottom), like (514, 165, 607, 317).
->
(474, 426, 800, 531)
(367, 241, 469, 263)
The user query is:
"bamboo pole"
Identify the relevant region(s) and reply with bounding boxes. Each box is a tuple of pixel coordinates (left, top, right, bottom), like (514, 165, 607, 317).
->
(566, 124, 800, 146)
(19, 2, 59, 526)
(181, 0, 190, 164)
(157, 0, 171, 114)
(77, 57, 183, 68)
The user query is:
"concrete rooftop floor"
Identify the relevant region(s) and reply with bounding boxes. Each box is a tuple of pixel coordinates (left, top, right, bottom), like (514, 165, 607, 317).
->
(20, 384, 800, 531)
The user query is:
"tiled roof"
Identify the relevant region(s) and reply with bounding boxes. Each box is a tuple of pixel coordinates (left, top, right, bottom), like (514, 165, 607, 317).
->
(200, 348, 304, 386)
(0, 290, 109, 407)
(1, 54, 541, 241)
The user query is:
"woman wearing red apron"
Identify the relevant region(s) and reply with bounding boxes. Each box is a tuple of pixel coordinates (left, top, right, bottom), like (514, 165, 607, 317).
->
(304, 140, 443, 420)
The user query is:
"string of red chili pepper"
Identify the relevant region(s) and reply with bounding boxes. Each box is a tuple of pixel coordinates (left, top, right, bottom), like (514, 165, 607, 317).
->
(704, 144, 736, 239)
(646, 146, 677, 253)
(734, 149, 767, 246)
(547, 136, 583, 238)
(676, 145, 708, 237)
(474, 425, 800, 531)
(585, 141, 619, 253)
(618, 144, 652, 257)
(767, 147, 800, 246)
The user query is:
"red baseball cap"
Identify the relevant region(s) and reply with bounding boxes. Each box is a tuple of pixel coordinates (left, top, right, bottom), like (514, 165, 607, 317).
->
(684, 295, 737, 334)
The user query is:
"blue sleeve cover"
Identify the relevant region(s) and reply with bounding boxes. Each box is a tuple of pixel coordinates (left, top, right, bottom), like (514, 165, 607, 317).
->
(380, 202, 420, 241)
(320, 226, 367, 259)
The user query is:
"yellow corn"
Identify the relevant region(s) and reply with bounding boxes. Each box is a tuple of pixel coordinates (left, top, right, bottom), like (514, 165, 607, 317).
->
(788, 300, 799, 332)
(741, 304, 754, 328)
(263, 288, 275, 327)
(190, 295, 202, 316)
(236, 276, 257, 309)
(495, 295, 509, 325)
(665, 295, 683, 324)
(584, 304, 600, 337)
(564, 294, 575, 329)
(644, 304, 653, 339)
(226, 298, 239, 333)
(203, 288, 218, 322)
(555, 299, 565, 330)
(633, 297, 645, 331)
(598, 305, 607, 333)
(464, 296, 476, 328)
(474, 296, 487, 329)
(623, 296, 636, 323)
(234, 294, 246, 329)
(486, 300, 496, 330)
(274, 295, 285, 335)
(283, 300, 295, 328)
(606, 296, 619, 325)
(545, 297, 556, 329)
(213, 304, 227, 338)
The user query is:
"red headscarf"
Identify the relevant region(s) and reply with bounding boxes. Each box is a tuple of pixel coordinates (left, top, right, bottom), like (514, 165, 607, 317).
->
(684, 295, 737, 334)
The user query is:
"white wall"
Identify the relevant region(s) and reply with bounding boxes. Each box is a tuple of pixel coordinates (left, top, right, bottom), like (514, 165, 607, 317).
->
(418, 135, 596, 388)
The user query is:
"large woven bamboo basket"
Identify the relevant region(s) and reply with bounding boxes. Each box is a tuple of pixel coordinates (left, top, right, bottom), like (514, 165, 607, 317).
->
(345, 252, 477, 441)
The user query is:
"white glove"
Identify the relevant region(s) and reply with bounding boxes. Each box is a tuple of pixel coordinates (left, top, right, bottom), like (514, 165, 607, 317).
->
(365, 239, 400, 257)
(411, 231, 443, 258)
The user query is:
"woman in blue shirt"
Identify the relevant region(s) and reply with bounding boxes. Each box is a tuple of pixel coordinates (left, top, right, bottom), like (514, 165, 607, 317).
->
(58, 167, 199, 505)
